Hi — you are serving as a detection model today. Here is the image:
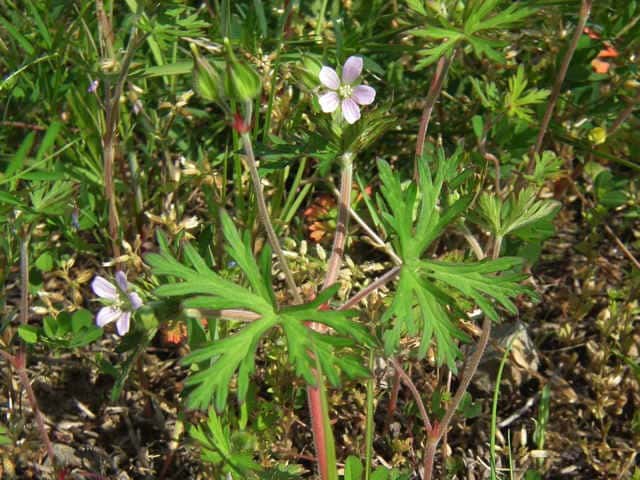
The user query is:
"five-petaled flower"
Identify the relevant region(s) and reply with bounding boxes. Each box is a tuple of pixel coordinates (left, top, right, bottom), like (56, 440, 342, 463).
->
(91, 271, 142, 336)
(318, 56, 376, 124)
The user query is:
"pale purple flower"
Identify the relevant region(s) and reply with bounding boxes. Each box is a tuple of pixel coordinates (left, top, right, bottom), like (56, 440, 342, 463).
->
(88, 79, 99, 94)
(318, 56, 376, 124)
(91, 271, 142, 336)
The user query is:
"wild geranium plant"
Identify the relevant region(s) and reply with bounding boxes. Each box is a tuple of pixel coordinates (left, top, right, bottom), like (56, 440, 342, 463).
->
(136, 20, 539, 477)
(9, 1, 638, 479)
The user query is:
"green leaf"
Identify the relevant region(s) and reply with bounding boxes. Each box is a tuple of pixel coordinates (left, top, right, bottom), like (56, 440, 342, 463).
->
(18, 325, 40, 344)
(35, 251, 54, 272)
(4, 132, 36, 181)
(220, 209, 273, 303)
(71, 309, 93, 332)
(151, 227, 370, 411)
(0, 15, 35, 55)
(0, 422, 12, 446)
(145, 61, 193, 77)
(378, 148, 534, 366)
(406, 0, 427, 15)
(35, 121, 63, 163)
(504, 66, 550, 122)
(344, 456, 364, 480)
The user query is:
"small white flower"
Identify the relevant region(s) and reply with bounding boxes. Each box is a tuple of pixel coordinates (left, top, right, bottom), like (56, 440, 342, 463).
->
(317, 56, 376, 124)
(91, 271, 142, 336)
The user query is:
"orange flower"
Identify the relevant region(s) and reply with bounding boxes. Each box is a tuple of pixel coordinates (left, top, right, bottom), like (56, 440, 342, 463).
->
(591, 43, 619, 74)
(583, 27, 601, 40)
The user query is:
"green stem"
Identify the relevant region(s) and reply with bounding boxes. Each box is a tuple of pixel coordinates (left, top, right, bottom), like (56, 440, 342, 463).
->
(490, 340, 513, 479)
(364, 350, 375, 480)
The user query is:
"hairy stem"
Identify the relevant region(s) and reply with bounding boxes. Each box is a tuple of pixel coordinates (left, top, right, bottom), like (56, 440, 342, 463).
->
(390, 358, 432, 432)
(99, 13, 144, 260)
(415, 55, 451, 179)
(305, 153, 356, 480)
(339, 266, 401, 311)
(240, 133, 302, 304)
(528, 0, 593, 169)
(16, 358, 56, 467)
(423, 238, 502, 479)
(240, 131, 337, 477)
(15, 233, 57, 467)
(331, 185, 402, 265)
(322, 153, 354, 292)
(384, 369, 401, 430)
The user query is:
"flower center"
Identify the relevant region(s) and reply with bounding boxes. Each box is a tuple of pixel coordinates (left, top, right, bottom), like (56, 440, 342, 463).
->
(338, 84, 353, 99)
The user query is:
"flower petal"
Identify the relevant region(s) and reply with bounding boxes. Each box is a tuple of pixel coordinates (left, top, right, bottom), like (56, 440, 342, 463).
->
(116, 311, 131, 336)
(92, 276, 117, 300)
(341, 98, 361, 124)
(342, 56, 363, 84)
(318, 91, 340, 113)
(96, 306, 121, 327)
(129, 292, 143, 310)
(319, 66, 340, 90)
(352, 85, 376, 105)
(114, 271, 128, 292)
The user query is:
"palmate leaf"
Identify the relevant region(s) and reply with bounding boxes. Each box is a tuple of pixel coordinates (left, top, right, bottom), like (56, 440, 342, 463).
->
(148, 214, 374, 410)
(377, 148, 534, 368)
(504, 66, 550, 122)
(420, 258, 534, 321)
(475, 188, 560, 238)
(382, 268, 468, 370)
(412, 1, 538, 68)
(180, 284, 374, 411)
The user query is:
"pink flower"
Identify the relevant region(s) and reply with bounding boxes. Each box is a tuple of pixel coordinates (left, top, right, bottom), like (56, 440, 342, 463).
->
(91, 271, 142, 336)
(87, 79, 99, 93)
(318, 56, 376, 124)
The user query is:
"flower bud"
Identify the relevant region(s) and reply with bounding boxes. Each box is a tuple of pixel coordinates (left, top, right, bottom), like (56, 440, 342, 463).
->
(588, 126, 607, 145)
(190, 43, 222, 103)
(223, 38, 261, 102)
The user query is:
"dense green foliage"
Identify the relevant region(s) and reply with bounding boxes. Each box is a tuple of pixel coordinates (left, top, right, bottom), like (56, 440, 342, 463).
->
(1, 1, 638, 479)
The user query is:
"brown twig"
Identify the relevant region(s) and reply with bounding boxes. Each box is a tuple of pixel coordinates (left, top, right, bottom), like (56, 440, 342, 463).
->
(13, 233, 57, 468)
(339, 266, 401, 311)
(390, 358, 432, 432)
(415, 55, 451, 179)
(604, 222, 640, 270)
(0, 121, 47, 131)
(607, 90, 640, 136)
(528, 0, 593, 171)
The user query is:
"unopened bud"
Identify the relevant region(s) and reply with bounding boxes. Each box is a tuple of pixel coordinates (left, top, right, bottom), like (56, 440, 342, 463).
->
(190, 44, 222, 103)
(223, 38, 261, 102)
